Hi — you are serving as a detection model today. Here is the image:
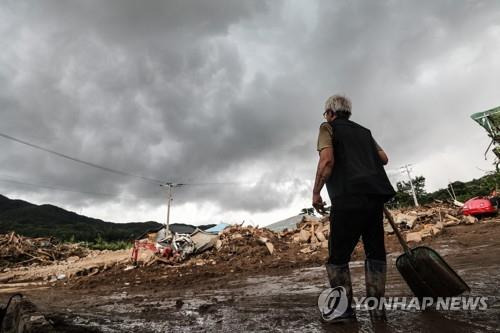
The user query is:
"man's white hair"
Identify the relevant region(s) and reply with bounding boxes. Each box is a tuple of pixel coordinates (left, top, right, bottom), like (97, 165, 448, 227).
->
(324, 95, 352, 116)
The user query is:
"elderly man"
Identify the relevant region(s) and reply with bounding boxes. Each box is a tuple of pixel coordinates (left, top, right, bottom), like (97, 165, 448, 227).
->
(313, 95, 395, 322)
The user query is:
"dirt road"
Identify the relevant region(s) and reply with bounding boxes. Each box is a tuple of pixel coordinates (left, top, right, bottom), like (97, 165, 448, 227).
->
(2, 221, 500, 332)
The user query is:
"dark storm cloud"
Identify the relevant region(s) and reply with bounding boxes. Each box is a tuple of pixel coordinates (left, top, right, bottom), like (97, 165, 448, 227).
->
(1, 0, 499, 222)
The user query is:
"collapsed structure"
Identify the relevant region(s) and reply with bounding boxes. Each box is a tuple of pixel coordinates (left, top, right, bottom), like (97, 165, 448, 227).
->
(130, 202, 481, 267)
(0, 203, 491, 286)
(0, 232, 88, 268)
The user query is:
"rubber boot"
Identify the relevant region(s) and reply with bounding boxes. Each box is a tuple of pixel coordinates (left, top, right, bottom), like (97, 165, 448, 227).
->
(365, 259, 387, 322)
(321, 263, 356, 323)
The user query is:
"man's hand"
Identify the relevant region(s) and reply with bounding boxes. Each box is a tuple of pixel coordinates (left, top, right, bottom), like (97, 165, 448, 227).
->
(312, 147, 333, 215)
(312, 192, 327, 215)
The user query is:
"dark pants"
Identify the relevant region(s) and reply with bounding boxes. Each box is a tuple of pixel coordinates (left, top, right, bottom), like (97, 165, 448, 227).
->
(328, 200, 386, 265)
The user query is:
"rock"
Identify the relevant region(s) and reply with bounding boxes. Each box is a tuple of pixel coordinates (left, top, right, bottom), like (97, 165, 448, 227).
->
(56, 274, 66, 280)
(315, 230, 326, 242)
(231, 233, 243, 240)
(431, 226, 442, 236)
(322, 224, 330, 235)
(417, 224, 442, 238)
(66, 256, 79, 263)
(292, 235, 301, 243)
(421, 228, 433, 239)
(444, 220, 460, 227)
(299, 247, 313, 254)
(384, 222, 394, 234)
(396, 213, 418, 229)
(321, 240, 328, 248)
(462, 215, 478, 224)
(299, 230, 311, 242)
(214, 239, 223, 250)
(445, 214, 460, 222)
(310, 233, 318, 244)
(257, 237, 269, 245)
(434, 221, 444, 230)
(265, 242, 274, 255)
(406, 232, 422, 243)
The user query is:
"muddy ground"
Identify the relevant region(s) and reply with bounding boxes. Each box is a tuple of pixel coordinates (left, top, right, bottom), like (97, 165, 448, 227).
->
(2, 220, 500, 332)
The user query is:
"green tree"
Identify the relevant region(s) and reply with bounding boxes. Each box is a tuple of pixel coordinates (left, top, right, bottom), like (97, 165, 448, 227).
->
(392, 175, 427, 207)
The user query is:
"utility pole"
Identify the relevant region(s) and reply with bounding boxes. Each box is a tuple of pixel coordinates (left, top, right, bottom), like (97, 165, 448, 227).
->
(401, 164, 419, 207)
(166, 183, 172, 232)
(161, 182, 183, 234)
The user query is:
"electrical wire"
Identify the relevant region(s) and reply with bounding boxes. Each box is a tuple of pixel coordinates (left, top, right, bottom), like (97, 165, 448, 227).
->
(0, 132, 252, 188)
(0, 177, 115, 197)
(0, 132, 164, 185)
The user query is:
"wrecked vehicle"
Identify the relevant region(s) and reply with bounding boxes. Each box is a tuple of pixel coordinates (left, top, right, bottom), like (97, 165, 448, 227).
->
(461, 197, 498, 217)
(131, 224, 223, 264)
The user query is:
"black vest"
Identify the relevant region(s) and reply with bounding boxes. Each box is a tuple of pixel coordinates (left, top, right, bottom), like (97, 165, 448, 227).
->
(325, 118, 395, 207)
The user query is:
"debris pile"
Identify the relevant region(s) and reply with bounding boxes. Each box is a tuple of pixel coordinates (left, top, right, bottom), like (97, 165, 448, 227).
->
(280, 215, 330, 254)
(195, 225, 282, 264)
(0, 232, 88, 268)
(387, 203, 480, 243)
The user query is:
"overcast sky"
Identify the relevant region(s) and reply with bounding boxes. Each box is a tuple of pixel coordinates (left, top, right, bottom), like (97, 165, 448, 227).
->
(1, 0, 499, 226)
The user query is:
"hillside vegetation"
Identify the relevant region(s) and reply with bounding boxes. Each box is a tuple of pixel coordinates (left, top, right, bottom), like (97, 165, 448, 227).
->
(393, 172, 500, 207)
(0, 195, 213, 242)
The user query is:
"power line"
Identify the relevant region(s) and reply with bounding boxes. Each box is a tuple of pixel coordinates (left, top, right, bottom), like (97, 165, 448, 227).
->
(0, 132, 253, 188)
(0, 176, 115, 197)
(0, 132, 164, 185)
(173, 181, 253, 186)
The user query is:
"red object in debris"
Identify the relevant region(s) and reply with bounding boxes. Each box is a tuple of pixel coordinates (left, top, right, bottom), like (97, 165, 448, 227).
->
(131, 239, 175, 263)
(462, 197, 497, 216)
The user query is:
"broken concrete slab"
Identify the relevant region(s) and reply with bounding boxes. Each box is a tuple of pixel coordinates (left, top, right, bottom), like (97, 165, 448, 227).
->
(462, 215, 478, 224)
(445, 214, 460, 222)
(299, 230, 310, 242)
(384, 222, 394, 234)
(265, 242, 274, 255)
(444, 220, 460, 227)
(431, 226, 442, 236)
(299, 247, 313, 254)
(434, 221, 445, 230)
(396, 213, 418, 229)
(315, 230, 326, 242)
(406, 232, 422, 243)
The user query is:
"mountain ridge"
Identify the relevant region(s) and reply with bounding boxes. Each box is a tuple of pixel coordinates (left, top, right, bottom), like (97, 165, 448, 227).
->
(0, 194, 214, 242)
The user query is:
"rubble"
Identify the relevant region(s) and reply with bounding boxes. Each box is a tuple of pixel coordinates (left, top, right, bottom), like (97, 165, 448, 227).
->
(462, 215, 478, 224)
(0, 232, 88, 268)
(406, 232, 423, 243)
(279, 215, 330, 254)
(396, 213, 418, 229)
(386, 202, 493, 245)
(0, 202, 493, 285)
